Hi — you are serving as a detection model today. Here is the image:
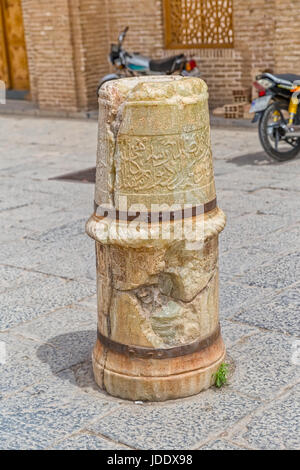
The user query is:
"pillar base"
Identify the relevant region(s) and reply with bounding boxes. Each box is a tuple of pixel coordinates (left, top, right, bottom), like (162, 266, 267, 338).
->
(92, 336, 226, 401)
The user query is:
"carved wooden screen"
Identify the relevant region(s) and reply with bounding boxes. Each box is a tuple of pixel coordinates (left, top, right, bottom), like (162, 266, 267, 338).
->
(164, 0, 234, 49)
(0, 0, 29, 90)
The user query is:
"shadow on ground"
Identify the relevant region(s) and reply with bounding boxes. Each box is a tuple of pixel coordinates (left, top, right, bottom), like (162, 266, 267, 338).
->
(226, 151, 277, 166)
(36, 330, 103, 393)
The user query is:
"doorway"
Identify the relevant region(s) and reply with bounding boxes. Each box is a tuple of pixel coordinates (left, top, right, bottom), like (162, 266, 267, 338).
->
(0, 0, 30, 98)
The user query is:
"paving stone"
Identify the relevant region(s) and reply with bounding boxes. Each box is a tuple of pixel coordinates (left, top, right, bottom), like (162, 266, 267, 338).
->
(20, 206, 91, 233)
(249, 189, 300, 217)
(36, 234, 96, 281)
(220, 212, 292, 253)
(241, 252, 300, 290)
(0, 235, 96, 282)
(0, 276, 96, 330)
(0, 238, 49, 269)
(0, 265, 45, 294)
(11, 303, 96, 341)
(0, 305, 96, 398)
(25, 218, 86, 243)
(230, 384, 300, 450)
(0, 370, 118, 450)
(235, 286, 300, 336)
(87, 390, 259, 450)
(199, 439, 246, 450)
(221, 320, 260, 347)
(220, 225, 300, 282)
(1, 116, 299, 450)
(0, 333, 51, 398)
(9, 305, 97, 375)
(0, 225, 35, 243)
(227, 331, 299, 400)
(51, 433, 129, 450)
(219, 279, 269, 318)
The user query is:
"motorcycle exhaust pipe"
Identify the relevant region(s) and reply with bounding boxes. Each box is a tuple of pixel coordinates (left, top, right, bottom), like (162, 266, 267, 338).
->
(285, 131, 300, 137)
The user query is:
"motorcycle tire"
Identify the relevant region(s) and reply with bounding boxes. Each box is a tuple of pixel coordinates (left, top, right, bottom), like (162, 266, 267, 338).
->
(97, 74, 121, 96)
(259, 102, 300, 161)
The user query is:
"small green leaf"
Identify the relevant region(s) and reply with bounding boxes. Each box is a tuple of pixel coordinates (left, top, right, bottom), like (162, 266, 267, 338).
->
(213, 363, 229, 388)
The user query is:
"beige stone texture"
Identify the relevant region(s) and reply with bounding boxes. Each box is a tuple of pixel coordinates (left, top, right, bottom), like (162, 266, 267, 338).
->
(86, 76, 226, 401)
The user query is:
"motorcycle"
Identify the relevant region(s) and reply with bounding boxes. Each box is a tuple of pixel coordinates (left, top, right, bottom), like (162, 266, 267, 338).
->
(250, 72, 300, 161)
(98, 27, 200, 91)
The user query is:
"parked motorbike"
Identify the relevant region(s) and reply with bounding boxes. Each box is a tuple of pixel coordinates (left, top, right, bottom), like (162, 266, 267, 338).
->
(250, 72, 300, 161)
(98, 27, 200, 92)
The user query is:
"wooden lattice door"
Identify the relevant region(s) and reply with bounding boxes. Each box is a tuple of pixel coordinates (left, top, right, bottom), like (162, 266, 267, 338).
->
(0, 0, 29, 90)
(164, 0, 234, 49)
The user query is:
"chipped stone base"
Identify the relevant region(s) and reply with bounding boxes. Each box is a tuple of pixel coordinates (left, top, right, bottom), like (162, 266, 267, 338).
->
(92, 336, 226, 401)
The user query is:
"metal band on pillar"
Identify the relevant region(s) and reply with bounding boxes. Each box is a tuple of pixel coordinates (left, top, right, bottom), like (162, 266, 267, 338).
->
(94, 198, 217, 223)
(97, 324, 221, 359)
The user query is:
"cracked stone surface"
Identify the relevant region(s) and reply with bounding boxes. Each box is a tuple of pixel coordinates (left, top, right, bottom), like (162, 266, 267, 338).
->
(87, 77, 226, 401)
(0, 111, 299, 449)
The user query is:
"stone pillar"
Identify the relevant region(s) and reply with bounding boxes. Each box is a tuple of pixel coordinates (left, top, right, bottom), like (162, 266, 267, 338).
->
(86, 76, 226, 401)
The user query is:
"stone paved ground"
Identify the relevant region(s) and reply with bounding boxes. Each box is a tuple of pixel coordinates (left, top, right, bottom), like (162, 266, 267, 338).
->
(0, 114, 299, 450)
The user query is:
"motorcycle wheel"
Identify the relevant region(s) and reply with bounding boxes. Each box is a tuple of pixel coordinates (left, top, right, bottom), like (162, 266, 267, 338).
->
(259, 101, 300, 161)
(97, 74, 122, 96)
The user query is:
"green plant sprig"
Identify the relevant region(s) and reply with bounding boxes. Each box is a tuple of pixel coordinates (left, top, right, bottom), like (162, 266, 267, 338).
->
(213, 363, 229, 388)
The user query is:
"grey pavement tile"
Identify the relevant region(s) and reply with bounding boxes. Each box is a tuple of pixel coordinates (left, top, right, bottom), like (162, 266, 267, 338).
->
(0, 276, 96, 330)
(0, 370, 118, 450)
(227, 330, 299, 400)
(220, 212, 292, 253)
(0, 234, 96, 282)
(230, 384, 300, 450)
(0, 305, 97, 397)
(75, 294, 97, 310)
(0, 265, 46, 294)
(248, 224, 300, 258)
(219, 225, 300, 280)
(235, 286, 300, 336)
(9, 304, 97, 375)
(0, 333, 51, 398)
(25, 218, 86, 243)
(0, 202, 58, 225)
(0, 225, 35, 243)
(218, 189, 299, 229)
(0, 238, 49, 269)
(87, 390, 259, 450)
(36, 234, 96, 281)
(217, 191, 260, 217)
(219, 244, 274, 281)
(249, 189, 300, 217)
(51, 433, 129, 450)
(20, 206, 92, 233)
(221, 320, 260, 348)
(215, 169, 281, 193)
(0, 176, 94, 212)
(259, 175, 300, 193)
(219, 279, 270, 318)
(199, 439, 246, 450)
(241, 252, 299, 290)
(0, 116, 299, 450)
(10, 303, 97, 342)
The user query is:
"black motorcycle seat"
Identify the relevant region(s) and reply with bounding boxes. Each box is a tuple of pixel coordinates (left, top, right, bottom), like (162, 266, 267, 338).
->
(261, 72, 300, 86)
(149, 54, 184, 72)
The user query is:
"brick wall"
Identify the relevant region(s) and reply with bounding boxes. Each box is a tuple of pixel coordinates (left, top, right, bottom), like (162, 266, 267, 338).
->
(20, 0, 300, 111)
(22, 0, 109, 111)
(22, 0, 78, 111)
(105, 0, 277, 107)
(274, 0, 300, 74)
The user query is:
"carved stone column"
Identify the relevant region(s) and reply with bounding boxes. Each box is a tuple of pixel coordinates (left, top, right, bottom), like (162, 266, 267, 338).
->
(86, 76, 226, 401)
